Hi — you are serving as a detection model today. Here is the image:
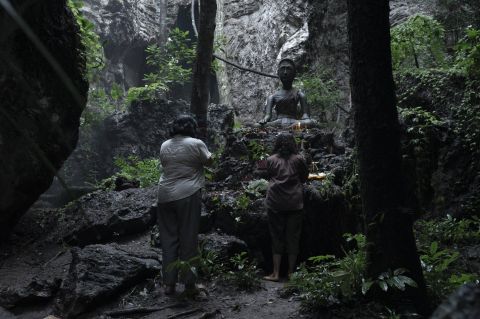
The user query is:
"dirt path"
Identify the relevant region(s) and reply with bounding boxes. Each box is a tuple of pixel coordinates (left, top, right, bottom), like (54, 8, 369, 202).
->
(84, 279, 309, 319)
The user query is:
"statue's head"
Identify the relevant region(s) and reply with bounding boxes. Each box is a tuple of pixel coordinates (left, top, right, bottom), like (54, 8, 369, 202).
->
(277, 58, 296, 86)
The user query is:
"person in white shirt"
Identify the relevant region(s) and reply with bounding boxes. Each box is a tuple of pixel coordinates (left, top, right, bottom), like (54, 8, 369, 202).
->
(157, 115, 212, 295)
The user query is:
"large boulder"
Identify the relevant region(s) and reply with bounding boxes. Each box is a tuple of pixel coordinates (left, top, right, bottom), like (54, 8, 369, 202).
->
(0, 249, 69, 309)
(199, 232, 249, 263)
(0, 0, 88, 236)
(39, 99, 235, 211)
(396, 71, 480, 217)
(57, 187, 157, 246)
(81, 0, 193, 91)
(431, 283, 480, 319)
(56, 243, 161, 318)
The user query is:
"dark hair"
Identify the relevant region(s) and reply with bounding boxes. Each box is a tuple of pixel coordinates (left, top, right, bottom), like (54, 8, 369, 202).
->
(170, 115, 197, 138)
(272, 133, 298, 158)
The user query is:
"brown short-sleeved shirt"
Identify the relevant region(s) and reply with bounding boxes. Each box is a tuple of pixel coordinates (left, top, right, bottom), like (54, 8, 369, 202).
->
(265, 154, 308, 212)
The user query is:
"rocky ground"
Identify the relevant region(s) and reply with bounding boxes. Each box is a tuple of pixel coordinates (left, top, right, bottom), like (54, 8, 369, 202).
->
(0, 126, 354, 319)
(1, 124, 479, 318)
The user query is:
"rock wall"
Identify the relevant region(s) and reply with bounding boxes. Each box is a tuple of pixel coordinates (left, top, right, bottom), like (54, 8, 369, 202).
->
(214, 0, 438, 123)
(81, 0, 190, 91)
(215, 0, 310, 123)
(37, 100, 234, 209)
(0, 0, 88, 235)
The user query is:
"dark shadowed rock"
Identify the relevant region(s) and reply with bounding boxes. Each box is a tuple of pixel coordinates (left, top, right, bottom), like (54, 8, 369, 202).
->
(56, 243, 161, 318)
(0, 245, 71, 309)
(43, 100, 235, 209)
(0, 278, 61, 310)
(58, 187, 157, 246)
(204, 190, 270, 267)
(431, 283, 480, 319)
(396, 71, 480, 217)
(0, 0, 88, 237)
(0, 307, 15, 319)
(200, 232, 248, 262)
(114, 175, 140, 191)
(302, 182, 357, 258)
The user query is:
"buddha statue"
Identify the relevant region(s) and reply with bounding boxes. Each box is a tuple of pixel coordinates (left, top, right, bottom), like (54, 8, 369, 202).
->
(259, 58, 316, 128)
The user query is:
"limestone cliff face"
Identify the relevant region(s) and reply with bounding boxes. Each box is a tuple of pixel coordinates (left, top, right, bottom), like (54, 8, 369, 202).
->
(0, 0, 88, 235)
(81, 0, 163, 89)
(79, 0, 476, 122)
(215, 0, 309, 123)
(81, 0, 190, 90)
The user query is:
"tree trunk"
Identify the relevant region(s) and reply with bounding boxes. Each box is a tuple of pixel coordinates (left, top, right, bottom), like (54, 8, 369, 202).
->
(347, 0, 429, 314)
(190, 0, 216, 141)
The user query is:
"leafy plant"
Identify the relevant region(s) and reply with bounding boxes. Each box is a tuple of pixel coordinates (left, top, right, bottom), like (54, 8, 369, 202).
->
(127, 28, 196, 103)
(286, 234, 367, 310)
(287, 234, 419, 311)
(223, 252, 261, 291)
(166, 257, 200, 282)
(295, 69, 341, 123)
(419, 241, 479, 303)
(415, 215, 480, 246)
(67, 0, 104, 80)
(205, 144, 224, 181)
(245, 179, 268, 198)
(391, 14, 446, 70)
(100, 156, 161, 188)
(197, 245, 226, 280)
(399, 106, 444, 206)
(454, 27, 480, 78)
(235, 193, 250, 211)
(247, 140, 269, 161)
(81, 83, 128, 126)
(361, 268, 417, 295)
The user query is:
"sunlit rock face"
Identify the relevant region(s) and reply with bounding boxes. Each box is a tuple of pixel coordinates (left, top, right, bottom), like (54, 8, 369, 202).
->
(389, 0, 434, 26)
(81, 0, 160, 89)
(215, 0, 310, 123)
(80, 0, 190, 90)
(0, 0, 88, 236)
(214, 0, 431, 122)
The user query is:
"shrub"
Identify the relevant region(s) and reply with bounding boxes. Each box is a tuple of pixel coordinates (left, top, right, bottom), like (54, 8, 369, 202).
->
(245, 179, 268, 198)
(100, 156, 161, 189)
(286, 234, 367, 310)
(454, 27, 480, 78)
(295, 69, 341, 123)
(287, 234, 418, 311)
(415, 216, 480, 303)
(222, 252, 261, 291)
(127, 28, 196, 103)
(419, 241, 479, 303)
(391, 14, 446, 70)
(415, 215, 480, 247)
(67, 0, 104, 80)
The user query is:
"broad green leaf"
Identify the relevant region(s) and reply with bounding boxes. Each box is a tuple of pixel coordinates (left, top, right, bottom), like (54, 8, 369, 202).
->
(362, 280, 373, 295)
(378, 280, 388, 292)
(397, 275, 418, 288)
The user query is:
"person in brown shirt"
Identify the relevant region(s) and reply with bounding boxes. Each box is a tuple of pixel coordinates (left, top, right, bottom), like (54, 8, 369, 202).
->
(264, 133, 308, 281)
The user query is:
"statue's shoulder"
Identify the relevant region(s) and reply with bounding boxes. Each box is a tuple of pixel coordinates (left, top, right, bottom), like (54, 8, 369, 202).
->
(270, 90, 282, 101)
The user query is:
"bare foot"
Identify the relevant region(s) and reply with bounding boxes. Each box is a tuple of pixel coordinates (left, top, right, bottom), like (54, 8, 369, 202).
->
(263, 274, 279, 282)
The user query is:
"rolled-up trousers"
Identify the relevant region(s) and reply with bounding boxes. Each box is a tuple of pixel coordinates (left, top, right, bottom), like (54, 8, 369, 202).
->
(157, 190, 201, 286)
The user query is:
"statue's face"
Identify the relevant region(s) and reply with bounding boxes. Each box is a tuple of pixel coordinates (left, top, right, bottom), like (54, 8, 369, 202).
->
(278, 63, 296, 85)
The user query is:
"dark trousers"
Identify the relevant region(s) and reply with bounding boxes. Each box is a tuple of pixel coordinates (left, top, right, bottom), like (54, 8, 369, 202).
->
(267, 209, 303, 255)
(157, 190, 201, 285)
